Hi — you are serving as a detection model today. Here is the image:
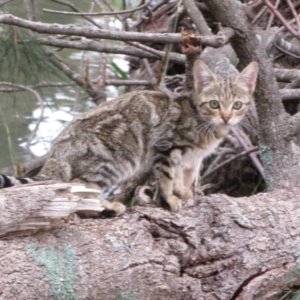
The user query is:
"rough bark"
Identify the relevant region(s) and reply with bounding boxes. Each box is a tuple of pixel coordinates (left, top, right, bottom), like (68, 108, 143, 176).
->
(203, 0, 300, 190)
(0, 182, 113, 238)
(1, 185, 300, 299)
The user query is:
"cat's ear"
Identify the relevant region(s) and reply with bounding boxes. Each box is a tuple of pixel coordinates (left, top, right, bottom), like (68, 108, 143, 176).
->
(234, 62, 259, 94)
(194, 60, 218, 93)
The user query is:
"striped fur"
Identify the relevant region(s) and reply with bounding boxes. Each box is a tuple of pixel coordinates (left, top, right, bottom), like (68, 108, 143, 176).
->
(0, 60, 258, 214)
(0, 175, 33, 187)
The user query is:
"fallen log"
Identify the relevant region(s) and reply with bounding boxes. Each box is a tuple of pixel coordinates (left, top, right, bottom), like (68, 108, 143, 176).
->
(0, 184, 299, 299)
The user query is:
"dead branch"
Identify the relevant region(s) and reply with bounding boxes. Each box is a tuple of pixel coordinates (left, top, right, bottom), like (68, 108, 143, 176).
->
(127, 41, 186, 64)
(261, 0, 300, 39)
(182, 0, 212, 35)
(43, 0, 150, 16)
(0, 182, 109, 238)
(0, 14, 233, 48)
(285, 0, 300, 33)
(231, 128, 264, 177)
(274, 68, 300, 82)
(45, 49, 106, 104)
(202, 147, 259, 179)
(49, 0, 103, 29)
(280, 89, 300, 100)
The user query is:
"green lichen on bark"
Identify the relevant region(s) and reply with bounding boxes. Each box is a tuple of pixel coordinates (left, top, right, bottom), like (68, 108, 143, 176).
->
(27, 243, 79, 300)
(117, 288, 136, 300)
(259, 143, 273, 189)
(285, 250, 300, 285)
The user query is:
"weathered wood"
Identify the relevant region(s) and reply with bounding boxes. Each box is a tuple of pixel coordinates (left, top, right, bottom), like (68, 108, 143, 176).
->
(0, 182, 108, 238)
(0, 186, 299, 299)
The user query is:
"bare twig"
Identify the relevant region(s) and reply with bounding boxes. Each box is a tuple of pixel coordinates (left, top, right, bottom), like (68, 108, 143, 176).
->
(142, 58, 156, 85)
(265, 0, 280, 30)
(202, 147, 259, 179)
(0, 14, 181, 43)
(182, 0, 212, 35)
(202, 148, 235, 178)
(37, 36, 185, 64)
(0, 79, 153, 93)
(0, 14, 234, 47)
(285, 0, 300, 33)
(200, 27, 235, 48)
(44, 0, 151, 16)
(0, 0, 14, 7)
(266, 13, 300, 52)
(252, 5, 268, 25)
(45, 49, 106, 104)
(262, 0, 300, 38)
(23, 0, 37, 21)
(231, 128, 264, 178)
(50, 0, 102, 29)
(93, 0, 123, 31)
(127, 41, 163, 58)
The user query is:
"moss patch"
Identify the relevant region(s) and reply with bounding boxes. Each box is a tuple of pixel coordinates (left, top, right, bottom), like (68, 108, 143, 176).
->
(28, 243, 79, 300)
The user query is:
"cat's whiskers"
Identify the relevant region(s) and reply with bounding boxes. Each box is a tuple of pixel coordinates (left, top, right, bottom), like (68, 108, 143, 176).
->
(197, 121, 213, 134)
(238, 121, 255, 133)
(207, 123, 217, 139)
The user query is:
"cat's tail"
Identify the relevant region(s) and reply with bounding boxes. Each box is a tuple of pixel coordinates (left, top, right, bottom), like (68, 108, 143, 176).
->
(0, 174, 35, 188)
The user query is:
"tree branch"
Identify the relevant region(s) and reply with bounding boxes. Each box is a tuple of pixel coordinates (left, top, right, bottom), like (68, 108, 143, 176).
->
(37, 36, 186, 64)
(0, 14, 234, 47)
(45, 49, 106, 104)
(182, 0, 212, 35)
(274, 68, 300, 82)
(43, 0, 150, 16)
(49, 0, 103, 29)
(261, 0, 300, 38)
(0, 14, 181, 43)
(280, 89, 300, 100)
(202, 147, 259, 179)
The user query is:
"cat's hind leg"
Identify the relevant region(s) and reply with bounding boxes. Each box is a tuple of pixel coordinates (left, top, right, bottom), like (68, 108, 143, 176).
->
(170, 149, 193, 200)
(153, 152, 182, 211)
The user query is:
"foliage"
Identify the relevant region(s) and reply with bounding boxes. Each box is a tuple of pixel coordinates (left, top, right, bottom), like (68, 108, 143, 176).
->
(0, 27, 65, 84)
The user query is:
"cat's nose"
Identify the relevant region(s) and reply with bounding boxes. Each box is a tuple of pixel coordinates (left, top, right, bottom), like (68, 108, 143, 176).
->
(221, 115, 231, 124)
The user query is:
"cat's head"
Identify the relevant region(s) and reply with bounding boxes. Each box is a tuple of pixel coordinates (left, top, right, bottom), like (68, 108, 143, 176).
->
(193, 60, 258, 127)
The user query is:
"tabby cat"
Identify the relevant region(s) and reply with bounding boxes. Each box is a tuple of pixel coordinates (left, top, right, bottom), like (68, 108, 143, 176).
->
(0, 60, 258, 216)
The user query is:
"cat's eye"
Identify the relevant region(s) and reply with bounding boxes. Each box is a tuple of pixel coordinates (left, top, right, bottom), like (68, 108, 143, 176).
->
(233, 101, 243, 110)
(209, 100, 220, 109)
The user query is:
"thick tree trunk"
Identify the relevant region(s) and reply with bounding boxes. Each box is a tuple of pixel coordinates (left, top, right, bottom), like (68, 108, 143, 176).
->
(1, 184, 300, 299)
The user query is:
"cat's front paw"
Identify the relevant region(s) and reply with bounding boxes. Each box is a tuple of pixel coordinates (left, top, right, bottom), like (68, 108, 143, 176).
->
(174, 186, 193, 200)
(167, 195, 182, 211)
(181, 187, 193, 200)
